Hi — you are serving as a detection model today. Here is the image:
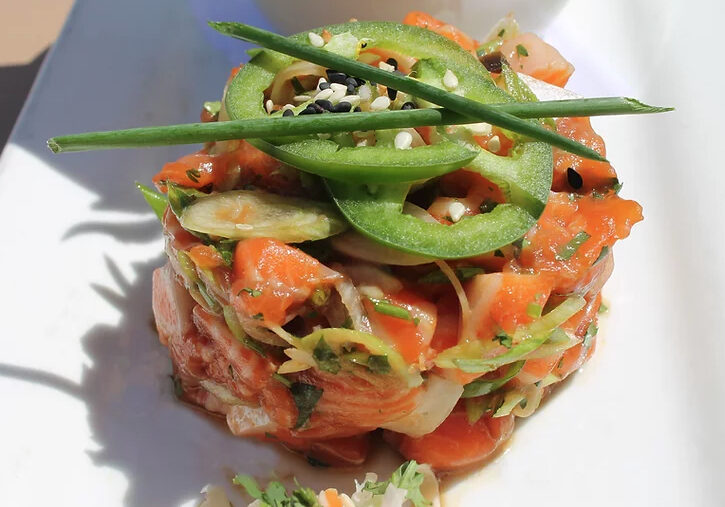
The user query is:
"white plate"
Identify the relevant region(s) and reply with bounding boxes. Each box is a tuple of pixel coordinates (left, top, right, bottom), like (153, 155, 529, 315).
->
(1, 0, 724, 505)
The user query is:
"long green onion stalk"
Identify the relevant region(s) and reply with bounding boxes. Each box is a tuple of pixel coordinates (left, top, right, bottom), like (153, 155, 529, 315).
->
(48, 98, 670, 154)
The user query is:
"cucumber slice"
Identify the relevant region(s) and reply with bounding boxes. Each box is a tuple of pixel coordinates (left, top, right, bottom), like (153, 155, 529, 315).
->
(179, 190, 347, 243)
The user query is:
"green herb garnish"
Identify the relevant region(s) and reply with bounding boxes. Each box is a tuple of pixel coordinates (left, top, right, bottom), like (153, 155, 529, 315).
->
(516, 44, 529, 56)
(557, 231, 591, 261)
(185, 168, 201, 183)
(48, 98, 672, 154)
(312, 337, 341, 374)
(494, 331, 512, 349)
(239, 287, 262, 297)
(290, 382, 323, 429)
(364, 460, 431, 507)
(367, 354, 391, 374)
(368, 297, 412, 321)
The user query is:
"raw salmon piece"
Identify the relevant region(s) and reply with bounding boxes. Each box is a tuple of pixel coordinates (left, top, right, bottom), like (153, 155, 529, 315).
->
(514, 192, 642, 294)
(553, 117, 619, 192)
(152, 263, 196, 346)
(231, 238, 342, 325)
(500, 32, 574, 87)
(403, 11, 478, 53)
(386, 408, 514, 471)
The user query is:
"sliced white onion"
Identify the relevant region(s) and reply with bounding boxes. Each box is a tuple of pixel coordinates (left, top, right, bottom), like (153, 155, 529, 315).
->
(331, 231, 434, 266)
(518, 73, 582, 103)
(199, 380, 245, 406)
(380, 375, 463, 437)
(339, 263, 404, 294)
(269, 61, 326, 104)
(226, 404, 276, 436)
(333, 275, 373, 333)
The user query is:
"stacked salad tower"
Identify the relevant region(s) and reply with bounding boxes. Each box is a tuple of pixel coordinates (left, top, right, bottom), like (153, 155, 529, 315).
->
(49, 12, 666, 475)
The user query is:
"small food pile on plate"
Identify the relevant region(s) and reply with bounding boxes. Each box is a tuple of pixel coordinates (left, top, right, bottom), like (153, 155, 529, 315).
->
(198, 460, 439, 507)
(49, 11, 668, 472)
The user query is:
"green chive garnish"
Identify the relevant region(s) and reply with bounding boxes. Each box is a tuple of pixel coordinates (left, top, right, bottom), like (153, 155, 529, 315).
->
(368, 297, 412, 321)
(557, 231, 591, 261)
(47, 98, 670, 154)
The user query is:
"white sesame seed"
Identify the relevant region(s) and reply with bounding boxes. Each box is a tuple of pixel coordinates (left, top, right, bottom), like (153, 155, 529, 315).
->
(265, 99, 274, 114)
(308, 32, 324, 47)
(317, 77, 327, 89)
(281, 103, 294, 111)
(330, 89, 346, 103)
(448, 202, 467, 223)
(394, 131, 413, 150)
(443, 69, 459, 90)
(466, 122, 493, 136)
(370, 96, 391, 111)
(358, 84, 372, 101)
(378, 60, 395, 72)
(329, 83, 347, 92)
(293, 94, 312, 103)
(487, 135, 501, 153)
(339, 94, 361, 106)
(314, 88, 334, 100)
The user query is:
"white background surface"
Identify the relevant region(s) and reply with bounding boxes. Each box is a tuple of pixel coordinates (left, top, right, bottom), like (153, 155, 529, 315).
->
(1, 0, 723, 505)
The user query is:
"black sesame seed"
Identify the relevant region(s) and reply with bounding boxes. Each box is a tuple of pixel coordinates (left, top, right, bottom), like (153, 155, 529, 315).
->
(326, 71, 348, 84)
(332, 101, 352, 113)
(315, 99, 333, 111)
(345, 77, 358, 87)
(401, 101, 417, 110)
(387, 88, 398, 100)
(310, 103, 326, 113)
(567, 167, 583, 189)
(318, 81, 331, 90)
(353, 77, 366, 87)
(353, 106, 362, 112)
(385, 57, 398, 70)
(282, 108, 294, 117)
(479, 198, 498, 214)
(346, 83, 356, 94)
(298, 107, 316, 115)
(480, 51, 506, 74)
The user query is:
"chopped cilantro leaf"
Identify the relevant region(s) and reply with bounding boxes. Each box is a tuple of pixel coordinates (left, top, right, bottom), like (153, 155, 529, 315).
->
(312, 337, 341, 374)
(185, 168, 201, 183)
(494, 331, 512, 348)
(239, 287, 262, 297)
(252, 312, 264, 320)
(291, 382, 323, 429)
(516, 44, 529, 56)
(498, 28, 506, 37)
(367, 354, 391, 374)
